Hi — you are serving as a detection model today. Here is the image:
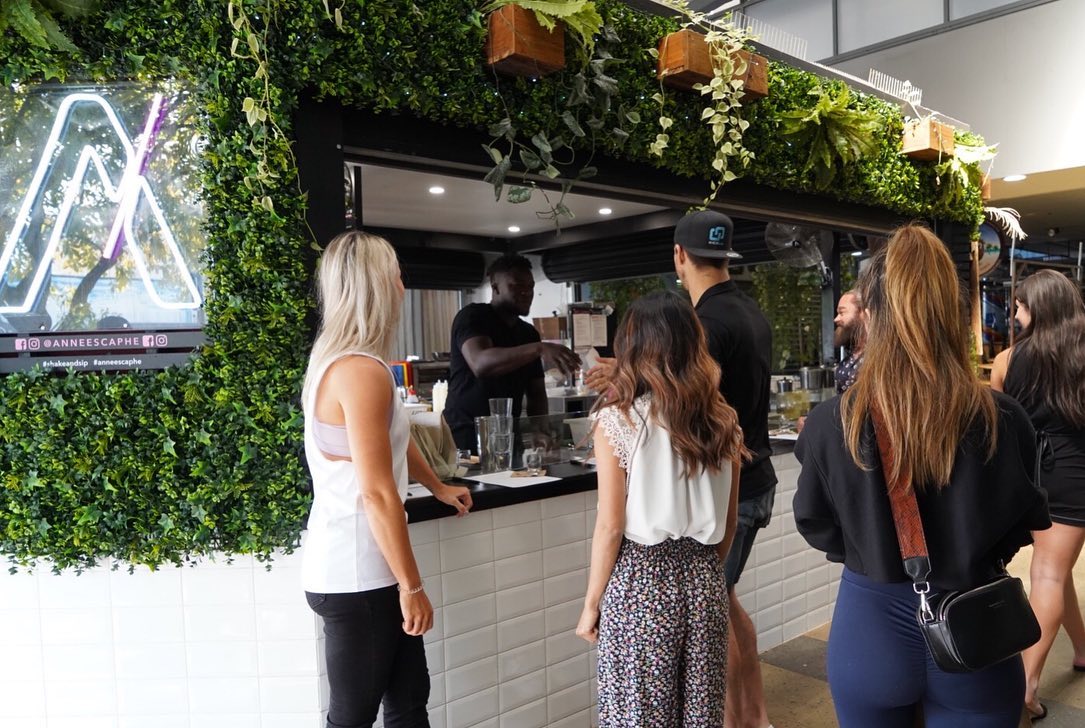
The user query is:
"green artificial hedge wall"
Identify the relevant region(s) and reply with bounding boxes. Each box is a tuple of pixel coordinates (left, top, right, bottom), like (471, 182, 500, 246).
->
(0, 0, 986, 571)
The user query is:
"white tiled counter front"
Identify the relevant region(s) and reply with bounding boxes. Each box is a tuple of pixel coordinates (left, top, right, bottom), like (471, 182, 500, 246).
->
(734, 452, 843, 651)
(0, 450, 839, 727)
(0, 550, 326, 728)
(409, 491, 599, 728)
(411, 450, 841, 727)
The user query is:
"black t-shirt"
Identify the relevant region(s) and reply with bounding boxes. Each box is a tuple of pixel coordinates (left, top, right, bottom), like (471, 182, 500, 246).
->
(695, 281, 778, 500)
(443, 303, 544, 450)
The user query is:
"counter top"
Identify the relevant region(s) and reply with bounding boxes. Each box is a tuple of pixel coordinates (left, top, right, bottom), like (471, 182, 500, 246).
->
(405, 438, 797, 523)
(406, 461, 599, 522)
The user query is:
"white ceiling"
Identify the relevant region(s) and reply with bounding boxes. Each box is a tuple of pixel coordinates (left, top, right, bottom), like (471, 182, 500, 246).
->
(358, 164, 666, 238)
(988, 166, 1085, 250)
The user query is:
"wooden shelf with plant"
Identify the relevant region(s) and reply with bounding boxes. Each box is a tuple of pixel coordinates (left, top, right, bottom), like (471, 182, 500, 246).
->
(902, 115, 956, 161)
(482, 0, 604, 77)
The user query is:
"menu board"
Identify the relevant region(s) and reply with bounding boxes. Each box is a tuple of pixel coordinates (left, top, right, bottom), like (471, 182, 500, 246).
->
(572, 313, 592, 348)
(590, 314, 607, 347)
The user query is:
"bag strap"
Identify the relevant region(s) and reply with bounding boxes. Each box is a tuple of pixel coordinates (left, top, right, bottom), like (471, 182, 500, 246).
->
(870, 409, 934, 599)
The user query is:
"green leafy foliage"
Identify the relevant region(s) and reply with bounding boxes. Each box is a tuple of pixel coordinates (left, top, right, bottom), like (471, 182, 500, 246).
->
(0, 0, 988, 571)
(934, 129, 997, 219)
(0, 0, 94, 53)
(751, 264, 823, 370)
(586, 275, 671, 322)
(651, 1, 755, 205)
(777, 82, 885, 190)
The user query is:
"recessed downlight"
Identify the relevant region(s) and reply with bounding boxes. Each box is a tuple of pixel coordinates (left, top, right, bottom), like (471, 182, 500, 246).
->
(1002, 174, 1027, 182)
(428, 185, 445, 195)
(599, 207, 613, 216)
(508, 225, 521, 233)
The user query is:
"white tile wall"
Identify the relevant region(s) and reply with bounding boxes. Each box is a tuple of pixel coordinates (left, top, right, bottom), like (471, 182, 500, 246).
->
(0, 550, 323, 726)
(736, 453, 843, 651)
(0, 453, 835, 726)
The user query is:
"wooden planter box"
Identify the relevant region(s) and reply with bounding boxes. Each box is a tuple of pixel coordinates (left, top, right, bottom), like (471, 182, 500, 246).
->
(656, 29, 768, 100)
(902, 117, 955, 161)
(486, 4, 565, 78)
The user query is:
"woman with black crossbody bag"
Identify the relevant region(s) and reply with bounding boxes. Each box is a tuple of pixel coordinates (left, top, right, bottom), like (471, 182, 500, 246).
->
(794, 224, 1050, 727)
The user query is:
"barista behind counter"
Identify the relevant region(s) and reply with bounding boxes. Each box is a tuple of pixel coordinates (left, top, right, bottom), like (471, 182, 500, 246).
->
(443, 254, 580, 452)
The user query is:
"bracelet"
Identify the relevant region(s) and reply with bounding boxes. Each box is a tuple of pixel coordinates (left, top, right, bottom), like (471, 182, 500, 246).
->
(397, 581, 424, 595)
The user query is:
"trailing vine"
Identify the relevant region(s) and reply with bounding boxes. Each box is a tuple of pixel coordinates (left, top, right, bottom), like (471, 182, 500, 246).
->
(650, 0, 755, 205)
(480, 17, 641, 224)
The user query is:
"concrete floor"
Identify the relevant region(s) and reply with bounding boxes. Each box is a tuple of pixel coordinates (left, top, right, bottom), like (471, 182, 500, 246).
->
(757, 546, 1085, 727)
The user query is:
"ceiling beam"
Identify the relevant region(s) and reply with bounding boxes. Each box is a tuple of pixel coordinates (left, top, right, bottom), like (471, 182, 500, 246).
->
(337, 105, 908, 238)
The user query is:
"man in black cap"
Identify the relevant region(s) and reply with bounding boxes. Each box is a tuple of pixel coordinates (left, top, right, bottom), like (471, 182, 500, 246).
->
(588, 209, 776, 728)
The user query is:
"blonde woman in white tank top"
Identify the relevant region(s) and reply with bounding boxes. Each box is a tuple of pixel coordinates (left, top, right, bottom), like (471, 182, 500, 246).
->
(301, 231, 472, 728)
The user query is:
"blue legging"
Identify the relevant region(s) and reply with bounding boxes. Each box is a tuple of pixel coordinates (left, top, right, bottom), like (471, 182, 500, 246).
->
(828, 568, 1023, 728)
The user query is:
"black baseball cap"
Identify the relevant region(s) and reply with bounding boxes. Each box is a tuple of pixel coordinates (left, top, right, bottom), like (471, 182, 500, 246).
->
(674, 210, 742, 260)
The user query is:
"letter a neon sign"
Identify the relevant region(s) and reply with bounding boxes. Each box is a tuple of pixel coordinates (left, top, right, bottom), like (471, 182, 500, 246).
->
(0, 91, 203, 315)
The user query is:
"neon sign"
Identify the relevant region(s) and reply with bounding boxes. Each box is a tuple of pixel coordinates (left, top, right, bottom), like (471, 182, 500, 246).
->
(0, 91, 202, 316)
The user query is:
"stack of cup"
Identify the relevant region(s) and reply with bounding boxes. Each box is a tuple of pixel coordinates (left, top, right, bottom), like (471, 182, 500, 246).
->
(477, 398, 513, 472)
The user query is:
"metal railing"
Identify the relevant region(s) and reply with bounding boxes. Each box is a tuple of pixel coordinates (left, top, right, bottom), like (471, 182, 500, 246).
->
(867, 69, 924, 107)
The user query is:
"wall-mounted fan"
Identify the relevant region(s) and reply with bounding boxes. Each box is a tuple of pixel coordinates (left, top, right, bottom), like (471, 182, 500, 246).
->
(846, 232, 890, 257)
(765, 223, 834, 287)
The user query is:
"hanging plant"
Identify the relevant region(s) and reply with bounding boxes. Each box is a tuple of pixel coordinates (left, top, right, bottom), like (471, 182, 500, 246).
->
(777, 82, 885, 191)
(478, 4, 640, 225)
(482, 0, 603, 65)
(935, 130, 997, 213)
(649, 0, 756, 206)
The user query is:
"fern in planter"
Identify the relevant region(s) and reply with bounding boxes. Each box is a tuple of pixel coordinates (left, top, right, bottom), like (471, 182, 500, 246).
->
(777, 82, 885, 191)
(935, 130, 997, 214)
(481, 0, 603, 59)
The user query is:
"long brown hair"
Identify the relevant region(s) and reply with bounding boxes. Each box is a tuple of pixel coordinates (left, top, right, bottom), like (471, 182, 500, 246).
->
(593, 291, 748, 475)
(1009, 269, 1085, 427)
(841, 224, 997, 489)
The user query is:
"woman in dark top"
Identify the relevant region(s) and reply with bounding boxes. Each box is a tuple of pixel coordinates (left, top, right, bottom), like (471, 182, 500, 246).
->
(795, 224, 1050, 727)
(991, 269, 1085, 718)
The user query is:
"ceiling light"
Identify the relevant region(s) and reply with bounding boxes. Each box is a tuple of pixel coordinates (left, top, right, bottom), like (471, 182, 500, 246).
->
(598, 207, 613, 216)
(1002, 174, 1027, 182)
(851, 251, 863, 257)
(428, 185, 445, 195)
(507, 225, 521, 233)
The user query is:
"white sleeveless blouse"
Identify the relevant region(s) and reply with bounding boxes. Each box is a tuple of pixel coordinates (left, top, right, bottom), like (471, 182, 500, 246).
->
(301, 352, 410, 593)
(592, 396, 733, 546)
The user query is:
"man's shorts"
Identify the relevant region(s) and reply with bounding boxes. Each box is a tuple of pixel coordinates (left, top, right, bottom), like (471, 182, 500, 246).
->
(723, 487, 776, 588)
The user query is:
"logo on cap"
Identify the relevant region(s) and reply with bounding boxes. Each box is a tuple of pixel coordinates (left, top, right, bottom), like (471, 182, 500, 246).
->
(709, 226, 727, 244)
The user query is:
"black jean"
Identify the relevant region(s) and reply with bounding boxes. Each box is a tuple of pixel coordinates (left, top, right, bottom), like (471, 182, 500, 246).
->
(306, 587, 431, 728)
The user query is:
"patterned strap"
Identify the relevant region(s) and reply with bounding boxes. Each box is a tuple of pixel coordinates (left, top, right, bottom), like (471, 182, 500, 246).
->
(870, 409, 930, 569)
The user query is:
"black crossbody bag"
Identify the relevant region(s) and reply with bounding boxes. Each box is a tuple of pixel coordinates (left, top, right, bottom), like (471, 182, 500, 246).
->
(872, 411, 1041, 673)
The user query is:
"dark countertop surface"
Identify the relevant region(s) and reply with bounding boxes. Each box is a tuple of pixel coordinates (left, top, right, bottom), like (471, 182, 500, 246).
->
(406, 461, 599, 522)
(405, 439, 797, 523)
